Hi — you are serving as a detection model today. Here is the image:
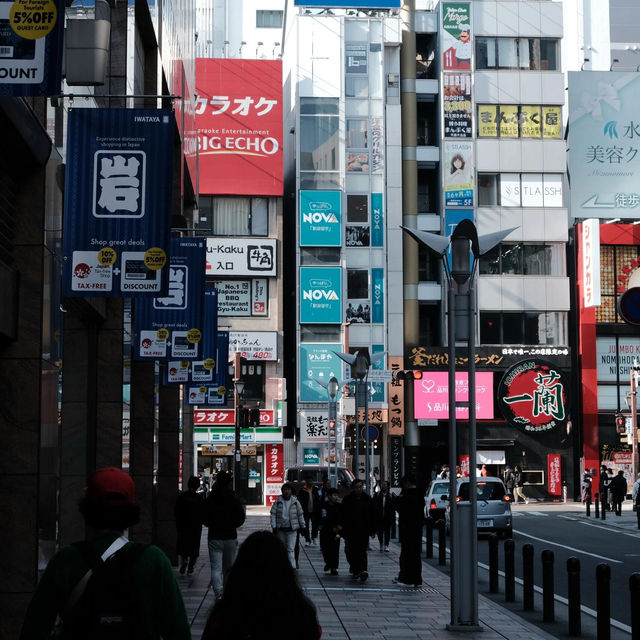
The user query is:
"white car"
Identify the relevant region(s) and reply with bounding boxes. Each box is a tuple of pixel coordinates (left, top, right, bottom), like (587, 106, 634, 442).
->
(443, 477, 513, 538)
(424, 478, 451, 521)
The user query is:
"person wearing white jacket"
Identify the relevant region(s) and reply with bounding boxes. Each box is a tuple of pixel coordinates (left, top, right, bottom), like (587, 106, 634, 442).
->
(270, 483, 306, 568)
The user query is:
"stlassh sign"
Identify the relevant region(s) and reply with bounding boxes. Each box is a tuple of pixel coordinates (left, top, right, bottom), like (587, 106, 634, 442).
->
(498, 360, 570, 433)
(196, 58, 283, 196)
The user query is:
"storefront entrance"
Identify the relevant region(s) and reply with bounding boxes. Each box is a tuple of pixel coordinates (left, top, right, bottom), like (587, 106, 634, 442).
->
(199, 448, 263, 505)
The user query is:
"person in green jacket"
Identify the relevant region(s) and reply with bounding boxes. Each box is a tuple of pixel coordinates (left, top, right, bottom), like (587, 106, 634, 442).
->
(19, 467, 191, 640)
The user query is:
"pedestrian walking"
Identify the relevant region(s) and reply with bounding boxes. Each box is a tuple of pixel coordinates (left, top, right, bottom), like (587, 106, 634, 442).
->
(599, 465, 611, 511)
(581, 473, 592, 504)
(393, 475, 425, 587)
(609, 469, 628, 516)
(174, 475, 205, 575)
(297, 476, 320, 545)
(341, 478, 376, 582)
(513, 465, 529, 504)
(503, 466, 515, 497)
(19, 467, 190, 640)
(480, 464, 488, 477)
(438, 465, 450, 479)
(202, 470, 246, 600)
(632, 473, 640, 529)
(373, 480, 394, 552)
(319, 488, 343, 575)
(607, 468, 615, 510)
(201, 531, 321, 639)
(270, 482, 306, 568)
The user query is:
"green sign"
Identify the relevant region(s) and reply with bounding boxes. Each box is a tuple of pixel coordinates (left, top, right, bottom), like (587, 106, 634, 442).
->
(303, 448, 321, 465)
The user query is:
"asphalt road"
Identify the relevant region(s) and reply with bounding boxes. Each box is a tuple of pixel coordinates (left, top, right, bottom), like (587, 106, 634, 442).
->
(473, 505, 640, 629)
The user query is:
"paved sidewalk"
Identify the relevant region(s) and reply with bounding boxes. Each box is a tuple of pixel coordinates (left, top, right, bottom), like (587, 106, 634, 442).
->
(178, 506, 560, 640)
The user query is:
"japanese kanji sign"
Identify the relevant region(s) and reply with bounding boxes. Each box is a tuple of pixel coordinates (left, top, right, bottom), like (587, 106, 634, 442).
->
(581, 219, 601, 308)
(298, 411, 330, 443)
(443, 73, 472, 138)
(265, 443, 284, 506)
(568, 71, 640, 219)
(196, 58, 283, 195)
(498, 360, 570, 433)
(206, 238, 276, 277)
(547, 454, 562, 495)
(194, 409, 275, 426)
(388, 356, 405, 436)
(63, 108, 174, 297)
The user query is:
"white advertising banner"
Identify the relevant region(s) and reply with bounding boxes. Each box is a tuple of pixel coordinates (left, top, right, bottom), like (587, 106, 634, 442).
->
(298, 410, 330, 443)
(206, 238, 277, 276)
(229, 331, 278, 361)
(582, 219, 601, 308)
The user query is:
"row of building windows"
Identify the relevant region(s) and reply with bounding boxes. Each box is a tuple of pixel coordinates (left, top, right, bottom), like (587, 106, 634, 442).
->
(476, 37, 559, 71)
(478, 173, 563, 208)
(479, 243, 565, 276)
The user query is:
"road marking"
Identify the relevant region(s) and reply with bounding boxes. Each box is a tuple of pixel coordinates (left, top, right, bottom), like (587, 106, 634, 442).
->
(513, 530, 622, 563)
(578, 520, 640, 538)
(477, 562, 631, 633)
(305, 586, 429, 593)
(511, 511, 548, 517)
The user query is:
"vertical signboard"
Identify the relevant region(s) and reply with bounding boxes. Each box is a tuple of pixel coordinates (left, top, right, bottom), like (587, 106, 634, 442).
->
(443, 74, 472, 138)
(0, 0, 64, 96)
(299, 344, 343, 402)
(388, 356, 404, 435)
(547, 454, 562, 496)
(63, 108, 174, 297)
(443, 140, 473, 206)
(568, 72, 640, 219)
(582, 219, 601, 308)
(299, 267, 342, 324)
(299, 190, 342, 247)
(265, 443, 283, 506)
(134, 238, 205, 361)
(389, 435, 403, 487)
(371, 269, 384, 324)
(371, 193, 384, 247)
(196, 59, 283, 196)
(441, 2, 471, 70)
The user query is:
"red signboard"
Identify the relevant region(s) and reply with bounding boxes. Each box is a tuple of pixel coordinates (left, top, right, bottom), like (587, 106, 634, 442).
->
(547, 454, 562, 495)
(194, 409, 274, 426)
(266, 443, 284, 484)
(196, 59, 283, 195)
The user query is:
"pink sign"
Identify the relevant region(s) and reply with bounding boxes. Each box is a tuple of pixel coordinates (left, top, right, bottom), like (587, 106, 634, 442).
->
(414, 372, 494, 419)
(547, 454, 562, 495)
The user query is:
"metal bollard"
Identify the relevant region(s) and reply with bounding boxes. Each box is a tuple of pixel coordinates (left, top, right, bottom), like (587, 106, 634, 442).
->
(595, 492, 600, 518)
(522, 544, 534, 611)
(488, 533, 499, 594)
(630, 573, 640, 640)
(586, 496, 591, 517)
(567, 557, 581, 636)
(601, 496, 607, 521)
(425, 517, 434, 559)
(505, 539, 515, 602)
(437, 519, 446, 566)
(596, 564, 611, 640)
(542, 550, 555, 622)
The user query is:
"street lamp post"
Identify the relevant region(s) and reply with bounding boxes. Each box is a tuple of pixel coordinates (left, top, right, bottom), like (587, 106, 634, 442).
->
(328, 377, 339, 488)
(401, 221, 516, 630)
(233, 378, 245, 495)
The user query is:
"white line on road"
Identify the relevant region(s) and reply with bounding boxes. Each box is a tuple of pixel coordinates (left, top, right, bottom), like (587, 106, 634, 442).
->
(513, 530, 622, 563)
(578, 520, 640, 538)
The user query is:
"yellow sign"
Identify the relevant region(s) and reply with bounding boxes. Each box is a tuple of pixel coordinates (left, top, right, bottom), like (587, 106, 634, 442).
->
(500, 105, 519, 138)
(156, 328, 169, 341)
(97, 247, 117, 267)
(199, 386, 207, 393)
(520, 106, 541, 138)
(180, 361, 190, 369)
(477, 105, 498, 137)
(10, 0, 57, 39)
(203, 358, 215, 370)
(543, 106, 562, 139)
(143, 247, 167, 271)
(186, 328, 202, 344)
(217, 385, 227, 396)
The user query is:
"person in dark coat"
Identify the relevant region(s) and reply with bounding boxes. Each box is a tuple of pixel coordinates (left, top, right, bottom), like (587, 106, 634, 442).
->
(297, 476, 320, 545)
(393, 475, 425, 587)
(174, 475, 205, 574)
(599, 465, 611, 511)
(373, 480, 394, 552)
(202, 471, 246, 599)
(319, 487, 343, 575)
(609, 469, 628, 516)
(341, 479, 376, 582)
(503, 466, 515, 496)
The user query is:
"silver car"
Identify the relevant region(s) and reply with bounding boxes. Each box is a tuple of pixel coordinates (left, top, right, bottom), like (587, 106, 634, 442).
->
(444, 477, 513, 538)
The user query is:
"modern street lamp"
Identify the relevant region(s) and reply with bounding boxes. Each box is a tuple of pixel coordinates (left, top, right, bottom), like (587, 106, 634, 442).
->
(233, 377, 245, 495)
(401, 221, 516, 630)
(333, 348, 385, 494)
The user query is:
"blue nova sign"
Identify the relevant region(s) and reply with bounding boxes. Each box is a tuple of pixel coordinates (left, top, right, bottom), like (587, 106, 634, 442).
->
(300, 267, 342, 323)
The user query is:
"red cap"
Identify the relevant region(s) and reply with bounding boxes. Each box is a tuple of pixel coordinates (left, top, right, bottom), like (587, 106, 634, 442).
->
(85, 467, 135, 506)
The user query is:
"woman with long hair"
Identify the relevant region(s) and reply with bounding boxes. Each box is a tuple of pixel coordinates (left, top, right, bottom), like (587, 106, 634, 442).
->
(201, 530, 321, 639)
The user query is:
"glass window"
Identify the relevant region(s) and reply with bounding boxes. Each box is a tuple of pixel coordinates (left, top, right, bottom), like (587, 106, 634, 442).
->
(523, 245, 552, 275)
(300, 98, 339, 115)
(540, 39, 558, 71)
(478, 174, 499, 207)
(479, 245, 500, 275)
(300, 172, 341, 190)
(347, 269, 369, 299)
(480, 312, 501, 343)
(256, 10, 283, 28)
(300, 247, 341, 265)
(346, 76, 368, 98)
(475, 37, 491, 69)
(497, 38, 518, 69)
(300, 326, 341, 342)
(480, 312, 567, 345)
(346, 119, 368, 148)
(347, 194, 368, 222)
(213, 198, 250, 235)
(519, 38, 532, 69)
(501, 244, 523, 275)
(300, 116, 339, 171)
(250, 198, 268, 235)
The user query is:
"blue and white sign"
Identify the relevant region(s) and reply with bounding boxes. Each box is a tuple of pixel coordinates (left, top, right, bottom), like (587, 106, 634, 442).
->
(300, 190, 341, 247)
(300, 267, 342, 324)
(294, 0, 400, 6)
(185, 331, 229, 406)
(444, 209, 474, 272)
(372, 268, 384, 324)
(0, 0, 64, 97)
(371, 193, 384, 247)
(568, 72, 640, 219)
(134, 238, 205, 361)
(63, 109, 174, 296)
(299, 343, 343, 402)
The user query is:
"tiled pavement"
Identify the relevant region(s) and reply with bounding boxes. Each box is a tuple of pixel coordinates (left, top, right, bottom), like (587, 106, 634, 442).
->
(178, 506, 563, 640)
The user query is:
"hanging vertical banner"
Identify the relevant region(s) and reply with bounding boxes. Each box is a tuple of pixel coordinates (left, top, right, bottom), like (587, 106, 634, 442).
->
(299, 267, 342, 324)
(134, 238, 205, 361)
(185, 330, 229, 405)
(265, 443, 284, 506)
(547, 454, 562, 496)
(443, 73, 472, 138)
(372, 269, 384, 324)
(388, 356, 405, 435)
(371, 193, 384, 247)
(443, 140, 473, 206)
(582, 219, 601, 308)
(0, 0, 64, 96)
(441, 2, 472, 71)
(389, 435, 403, 487)
(63, 108, 174, 297)
(299, 190, 342, 247)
